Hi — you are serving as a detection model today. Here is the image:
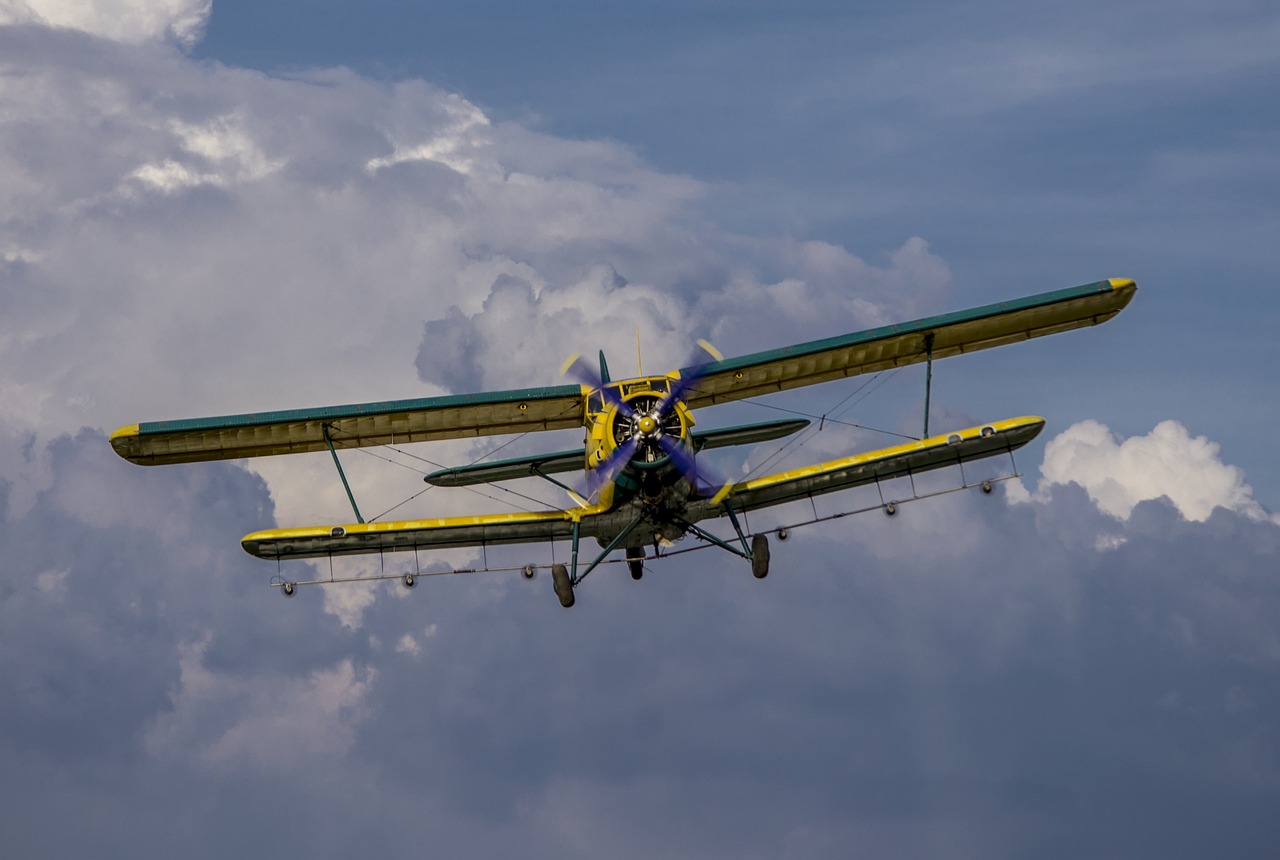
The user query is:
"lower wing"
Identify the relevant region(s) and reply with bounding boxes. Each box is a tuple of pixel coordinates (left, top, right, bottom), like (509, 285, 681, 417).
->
(686, 416, 1044, 518)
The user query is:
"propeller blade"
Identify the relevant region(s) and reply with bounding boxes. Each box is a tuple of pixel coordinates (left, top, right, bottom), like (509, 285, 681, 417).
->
(587, 436, 638, 496)
(657, 339, 723, 416)
(561, 352, 633, 416)
(657, 435, 731, 500)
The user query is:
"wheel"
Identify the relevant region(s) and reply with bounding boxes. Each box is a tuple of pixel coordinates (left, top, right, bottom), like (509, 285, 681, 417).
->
(981, 480, 994, 494)
(521, 564, 538, 581)
(403, 573, 416, 588)
(282, 582, 295, 596)
(626, 547, 644, 580)
(750, 532, 770, 579)
(551, 563, 575, 608)
(884, 501, 897, 516)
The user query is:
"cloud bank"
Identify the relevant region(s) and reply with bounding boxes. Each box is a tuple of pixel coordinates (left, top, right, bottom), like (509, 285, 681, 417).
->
(1, 0, 210, 46)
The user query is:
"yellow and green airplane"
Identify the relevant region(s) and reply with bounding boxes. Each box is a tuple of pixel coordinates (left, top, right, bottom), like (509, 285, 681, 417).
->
(110, 278, 1135, 607)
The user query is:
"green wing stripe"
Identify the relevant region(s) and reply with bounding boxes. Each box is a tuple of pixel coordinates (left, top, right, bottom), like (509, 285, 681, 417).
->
(111, 384, 585, 466)
(678, 279, 1136, 407)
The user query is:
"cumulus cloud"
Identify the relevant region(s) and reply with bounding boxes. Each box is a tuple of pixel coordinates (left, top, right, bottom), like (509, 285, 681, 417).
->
(145, 636, 376, 770)
(1014, 419, 1274, 523)
(2, 0, 210, 47)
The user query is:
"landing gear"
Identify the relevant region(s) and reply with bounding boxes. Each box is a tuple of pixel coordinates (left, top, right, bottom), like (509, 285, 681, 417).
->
(626, 547, 645, 580)
(551, 563, 575, 608)
(751, 533, 770, 579)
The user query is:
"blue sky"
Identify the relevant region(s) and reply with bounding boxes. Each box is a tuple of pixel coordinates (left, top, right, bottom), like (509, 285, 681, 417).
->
(2, 2, 1279, 858)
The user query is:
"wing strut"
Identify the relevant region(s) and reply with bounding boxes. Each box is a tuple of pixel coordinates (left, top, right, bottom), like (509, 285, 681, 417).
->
(673, 514, 753, 561)
(323, 424, 365, 524)
(922, 333, 935, 439)
(571, 506, 648, 585)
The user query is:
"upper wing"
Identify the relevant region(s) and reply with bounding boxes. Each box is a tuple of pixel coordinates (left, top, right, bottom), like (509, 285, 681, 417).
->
(110, 384, 586, 466)
(685, 416, 1045, 520)
(677, 279, 1136, 408)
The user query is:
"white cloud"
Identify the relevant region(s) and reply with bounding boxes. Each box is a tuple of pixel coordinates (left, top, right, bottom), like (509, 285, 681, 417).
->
(2, 0, 210, 47)
(127, 114, 283, 193)
(394, 633, 421, 657)
(35, 566, 69, 598)
(144, 636, 376, 771)
(322, 578, 379, 630)
(1017, 419, 1274, 523)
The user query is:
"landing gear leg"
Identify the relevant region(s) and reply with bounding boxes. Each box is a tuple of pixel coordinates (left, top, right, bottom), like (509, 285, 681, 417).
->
(751, 533, 770, 579)
(626, 546, 644, 580)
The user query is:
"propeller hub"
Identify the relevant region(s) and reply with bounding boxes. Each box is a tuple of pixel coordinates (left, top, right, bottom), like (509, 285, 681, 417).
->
(637, 414, 659, 435)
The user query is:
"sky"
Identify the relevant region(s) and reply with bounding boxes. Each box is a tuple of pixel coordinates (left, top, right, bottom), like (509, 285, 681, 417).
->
(1, 1, 1278, 857)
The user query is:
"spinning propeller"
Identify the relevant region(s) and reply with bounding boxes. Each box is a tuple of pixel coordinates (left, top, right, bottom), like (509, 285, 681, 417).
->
(561, 341, 733, 503)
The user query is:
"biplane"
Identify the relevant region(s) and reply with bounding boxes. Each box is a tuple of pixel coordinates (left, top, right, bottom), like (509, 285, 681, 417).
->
(110, 278, 1135, 606)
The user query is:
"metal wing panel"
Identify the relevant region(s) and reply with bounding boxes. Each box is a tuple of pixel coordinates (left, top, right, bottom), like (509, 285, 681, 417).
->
(110, 384, 587, 466)
(241, 505, 609, 560)
(688, 416, 1044, 518)
(679, 279, 1136, 408)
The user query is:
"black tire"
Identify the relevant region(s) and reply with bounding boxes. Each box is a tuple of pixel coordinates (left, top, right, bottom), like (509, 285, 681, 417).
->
(626, 547, 644, 580)
(551, 563, 575, 608)
(751, 533, 770, 579)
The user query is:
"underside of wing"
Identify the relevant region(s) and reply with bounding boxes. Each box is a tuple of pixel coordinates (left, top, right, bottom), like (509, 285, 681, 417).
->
(678, 279, 1136, 408)
(424, 448, 584, 487)
(423, 417, 810, 487)
(686, 416, 1044, 519)
(242, 504, 609, 560)
(110, 384, 586, 466)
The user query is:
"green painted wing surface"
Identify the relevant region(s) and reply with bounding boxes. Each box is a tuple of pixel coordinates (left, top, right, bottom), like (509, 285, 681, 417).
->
(110, 385, 586, 466)
(677, 279, 1136, 408)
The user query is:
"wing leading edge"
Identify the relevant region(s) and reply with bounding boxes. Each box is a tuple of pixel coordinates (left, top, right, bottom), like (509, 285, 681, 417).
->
(677, 279, 1135, 408)
(110, 384, 586, 466)
(687, 416, 1044, 520)
(241, 506, 603, 561)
